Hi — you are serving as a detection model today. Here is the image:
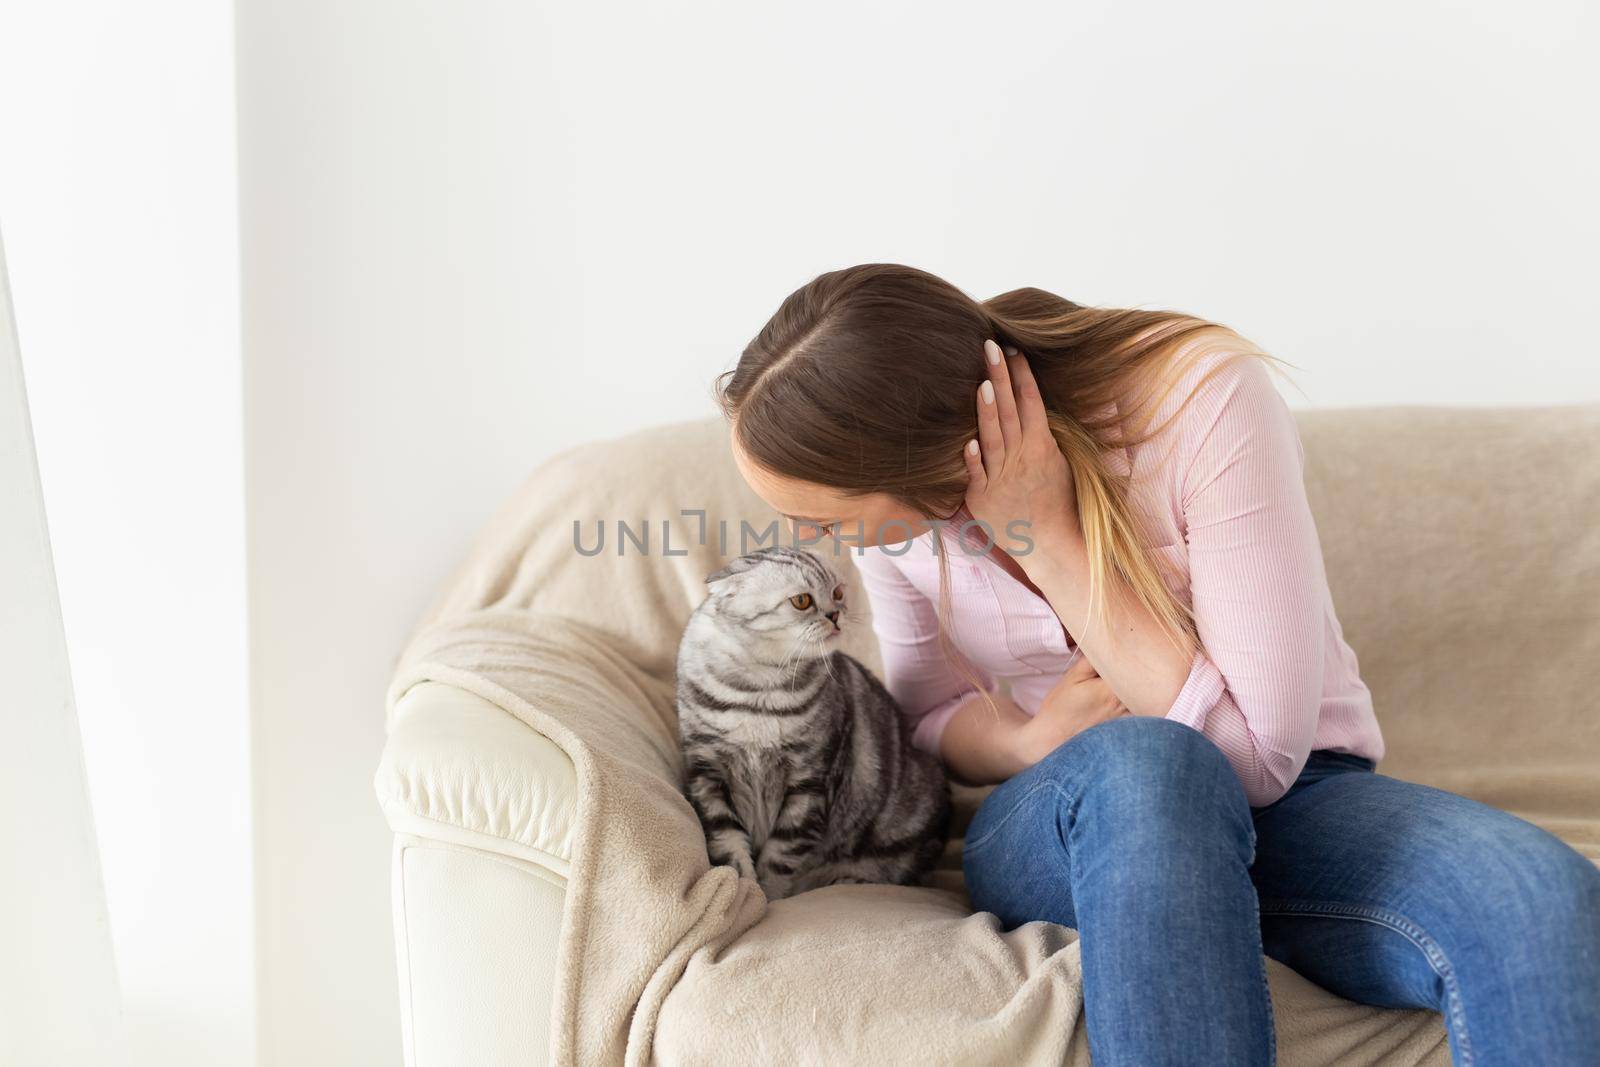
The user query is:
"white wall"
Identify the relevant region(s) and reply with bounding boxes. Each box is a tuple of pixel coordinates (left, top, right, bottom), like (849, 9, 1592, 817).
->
(0, 3, 253, 1065)
(231, 1, 1593, 1063)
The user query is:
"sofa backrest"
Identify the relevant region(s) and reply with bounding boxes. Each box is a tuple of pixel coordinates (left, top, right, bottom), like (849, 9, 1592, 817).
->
(424, 406, 1599, 845)
(1293, 404, 1599, 827)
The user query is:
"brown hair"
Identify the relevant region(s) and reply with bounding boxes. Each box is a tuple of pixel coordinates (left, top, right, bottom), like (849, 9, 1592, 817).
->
(713, 263, 1296, 723)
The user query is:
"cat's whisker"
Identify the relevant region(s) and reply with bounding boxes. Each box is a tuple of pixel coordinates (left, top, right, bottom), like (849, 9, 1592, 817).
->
(777, 631, 812, 686)
(816, 633, 840, 684)
(821, 652, 838, 685)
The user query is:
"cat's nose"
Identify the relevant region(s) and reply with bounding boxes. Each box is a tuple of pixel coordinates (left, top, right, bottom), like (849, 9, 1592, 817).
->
(825, 610, 840, 626)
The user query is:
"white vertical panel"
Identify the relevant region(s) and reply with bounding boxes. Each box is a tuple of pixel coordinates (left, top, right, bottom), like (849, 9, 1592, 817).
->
(0, 232, 124, 1065)
(0, 5, 253, 1064)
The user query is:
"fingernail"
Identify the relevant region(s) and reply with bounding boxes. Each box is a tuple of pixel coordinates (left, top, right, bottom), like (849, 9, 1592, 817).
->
(980, 380, 995, 405)
(984, 339, 1001, 365)
(1004, 345, 1018, 357)
(966, 439, 979, 456)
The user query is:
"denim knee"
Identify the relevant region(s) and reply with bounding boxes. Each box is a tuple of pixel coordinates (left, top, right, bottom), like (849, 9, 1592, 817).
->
(1465, 822, 1600, 951)
(1054, 715, 1241, 795)
(1043, 716, 1255, 859)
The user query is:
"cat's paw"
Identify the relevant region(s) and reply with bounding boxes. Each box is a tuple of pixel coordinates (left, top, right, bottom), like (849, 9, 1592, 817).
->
(709, 849, 759, 883)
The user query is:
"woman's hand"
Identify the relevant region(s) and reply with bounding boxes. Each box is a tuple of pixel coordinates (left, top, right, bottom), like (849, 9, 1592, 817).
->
(1013, 654, 1131, 767)
(963, 339, 1081, 556)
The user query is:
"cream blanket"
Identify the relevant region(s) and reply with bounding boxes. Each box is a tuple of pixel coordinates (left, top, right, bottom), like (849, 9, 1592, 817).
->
(385, 407, 1600, 1066)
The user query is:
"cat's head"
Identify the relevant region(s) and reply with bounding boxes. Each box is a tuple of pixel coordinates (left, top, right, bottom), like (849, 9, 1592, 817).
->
(699, 546, 850, 661)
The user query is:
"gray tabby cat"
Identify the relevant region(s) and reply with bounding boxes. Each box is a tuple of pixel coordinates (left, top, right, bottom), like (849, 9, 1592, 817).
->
(674, 545, 951, 901)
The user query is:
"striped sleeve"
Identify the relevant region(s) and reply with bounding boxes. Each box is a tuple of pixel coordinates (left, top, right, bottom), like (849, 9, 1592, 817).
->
(851, 546, 993, 758)
(1163, 354, 1326, 806)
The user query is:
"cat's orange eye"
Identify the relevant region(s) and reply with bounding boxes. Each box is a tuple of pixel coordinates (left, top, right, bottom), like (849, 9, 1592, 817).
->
(789, 593, 814, 610)
(832, 585, 844, 601)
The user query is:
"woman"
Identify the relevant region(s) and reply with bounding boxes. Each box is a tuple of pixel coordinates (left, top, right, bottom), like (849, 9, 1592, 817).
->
(716, 263, 1600, 1066)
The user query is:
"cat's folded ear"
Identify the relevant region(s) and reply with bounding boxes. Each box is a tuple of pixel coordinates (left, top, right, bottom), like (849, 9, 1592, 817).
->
(704, 554, 756, 586)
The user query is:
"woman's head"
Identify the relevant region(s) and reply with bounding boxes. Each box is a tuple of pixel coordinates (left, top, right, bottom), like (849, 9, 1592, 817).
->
(715, 263, 1287, 680)
(718, 265, 1000, 547)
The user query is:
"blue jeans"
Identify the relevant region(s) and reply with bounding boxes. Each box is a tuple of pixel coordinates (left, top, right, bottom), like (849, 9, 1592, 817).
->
(961, 716, 1600, 1066)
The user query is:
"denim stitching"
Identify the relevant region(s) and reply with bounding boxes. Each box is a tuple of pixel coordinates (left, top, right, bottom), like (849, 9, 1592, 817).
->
(1258, 899, 1473, 1065)
(1257, 936, 1277, 1067)
(1248, 870, 1278, 1066)
(961, 777, 1063, 857)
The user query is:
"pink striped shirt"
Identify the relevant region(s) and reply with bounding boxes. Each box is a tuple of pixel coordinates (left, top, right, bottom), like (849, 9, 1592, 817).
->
(851, 344, 1384, 807)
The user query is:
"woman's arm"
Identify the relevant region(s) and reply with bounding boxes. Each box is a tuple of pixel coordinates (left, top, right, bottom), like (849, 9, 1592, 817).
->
(964, 339, 1193, 721)
(970, 342, 1326, 806)
(1152, 353, 1326, 805)
(933, 689, 1035, 787)
(853, 546, 1132, 788)
(850, 547, 1005, 762)
(1014, 523, 1192, 721)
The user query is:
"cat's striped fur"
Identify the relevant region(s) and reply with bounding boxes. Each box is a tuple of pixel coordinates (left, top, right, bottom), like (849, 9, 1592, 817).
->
(674, 545, 951, 901)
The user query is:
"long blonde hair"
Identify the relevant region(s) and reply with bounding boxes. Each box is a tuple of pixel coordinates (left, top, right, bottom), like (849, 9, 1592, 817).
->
(714, 263, 1297, 722)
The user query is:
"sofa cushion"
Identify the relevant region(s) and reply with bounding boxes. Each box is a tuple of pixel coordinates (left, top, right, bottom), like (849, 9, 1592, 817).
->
(656, 883, 1452, 1066)
(386, 404, 1599, 1065)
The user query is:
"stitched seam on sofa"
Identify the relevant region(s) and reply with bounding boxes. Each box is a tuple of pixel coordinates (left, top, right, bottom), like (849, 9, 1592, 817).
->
(396, 843, 419, 1059)
(380, 798, 574, 873)
(961, 777, 1068, 857)
(1256, 898, 1473, 1065)
(400, 833, 572, 889)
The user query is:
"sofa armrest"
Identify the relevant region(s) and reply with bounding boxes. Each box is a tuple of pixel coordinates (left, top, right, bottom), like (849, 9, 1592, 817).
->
(379, 681, 578, 1065)
(375, 680, 579, 876)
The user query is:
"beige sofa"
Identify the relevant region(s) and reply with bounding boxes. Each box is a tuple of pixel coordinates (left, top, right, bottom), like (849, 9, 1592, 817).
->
(375, 405, 1600, 1066)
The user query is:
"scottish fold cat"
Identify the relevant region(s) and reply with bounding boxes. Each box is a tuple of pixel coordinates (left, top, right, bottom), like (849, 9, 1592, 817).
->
(674, 545, 951, 900)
